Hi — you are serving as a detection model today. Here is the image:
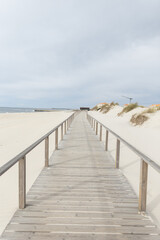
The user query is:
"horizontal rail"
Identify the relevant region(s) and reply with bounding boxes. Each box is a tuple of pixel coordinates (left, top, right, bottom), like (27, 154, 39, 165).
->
(0, 113, 75, 176)
(87, 114, 160, 174)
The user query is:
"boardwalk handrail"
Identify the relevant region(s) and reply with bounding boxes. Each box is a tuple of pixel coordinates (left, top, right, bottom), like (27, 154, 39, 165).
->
(0, 112, 75, 208)
(87, 113, 160, 212)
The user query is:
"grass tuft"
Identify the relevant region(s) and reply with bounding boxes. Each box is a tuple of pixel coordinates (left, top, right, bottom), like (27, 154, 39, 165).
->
(90, 105, 100, 111)
(100, 102, 119, 114)
(118, 103, 139, 116)
(130, 113, 149, 125)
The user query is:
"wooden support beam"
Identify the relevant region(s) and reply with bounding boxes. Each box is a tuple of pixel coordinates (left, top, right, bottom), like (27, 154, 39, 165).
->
(94, 120, 96, 131)
(45, 137, 49, 167)
(105, 130, 109, 151)
(61, 124, 63, 140)
(96, 122, 98, 135)
(100, 125, 102, 141)
(55, 128, 58, 150)
(19, 156, 26, 209)
(64, 121, 67, 134)
(139, 159, 148, 212)
(115, 139, 120, 168)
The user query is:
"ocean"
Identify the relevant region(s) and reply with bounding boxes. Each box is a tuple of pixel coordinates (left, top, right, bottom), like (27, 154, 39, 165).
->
(0, 107, 35, 113)
(0, 107, 71, 113)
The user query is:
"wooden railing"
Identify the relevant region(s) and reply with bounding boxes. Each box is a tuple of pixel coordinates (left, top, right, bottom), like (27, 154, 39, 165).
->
(87, 113, 160, 212)
(0, 113, 75, 209)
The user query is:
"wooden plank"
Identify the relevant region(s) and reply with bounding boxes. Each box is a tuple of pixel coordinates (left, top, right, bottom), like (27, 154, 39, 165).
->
(11, 216, 152, 226)
(2, 232, 160, 240)
(5, 223, 160, 234)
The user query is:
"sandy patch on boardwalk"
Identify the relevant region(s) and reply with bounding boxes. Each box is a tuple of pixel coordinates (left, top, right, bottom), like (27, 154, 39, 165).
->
(89, 108, 160, 227)
(0, 111, 73, 235)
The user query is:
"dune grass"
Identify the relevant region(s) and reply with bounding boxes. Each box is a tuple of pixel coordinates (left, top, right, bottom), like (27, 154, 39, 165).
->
(130, 106, 159, 125)
(118, 103, 139, 116)
(143, 108, 157, 114)
(100, 102, 119, 114)
(130, 113, 149, 125)
(90, 105, 101, 111)
(91, 102, 119, 112)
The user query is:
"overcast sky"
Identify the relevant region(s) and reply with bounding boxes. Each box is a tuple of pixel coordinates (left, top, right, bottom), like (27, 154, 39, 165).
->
(0, 0, 160, 108)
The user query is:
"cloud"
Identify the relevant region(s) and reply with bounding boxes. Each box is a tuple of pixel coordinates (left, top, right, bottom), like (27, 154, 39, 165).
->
(0, 0, 160, 107)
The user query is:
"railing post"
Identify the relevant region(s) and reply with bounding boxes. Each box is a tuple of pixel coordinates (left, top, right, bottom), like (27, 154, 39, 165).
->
(105, 130, 109, 151)
(61, 124, 63, 140)
(139, 159, 148, 212)
(45, 137, 49, 167)
(96, 122, 98, 135)
(115, 139, 120, 168)
(19, 156, 26, 209)
(55, 128, 58, 150)
(94, 120, 95, 131)
(100, 125, 102, 141)
(64, 121, 67, 134)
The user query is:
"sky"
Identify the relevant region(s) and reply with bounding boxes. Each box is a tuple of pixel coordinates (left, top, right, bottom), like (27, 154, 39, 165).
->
(0, 0, 160, 108)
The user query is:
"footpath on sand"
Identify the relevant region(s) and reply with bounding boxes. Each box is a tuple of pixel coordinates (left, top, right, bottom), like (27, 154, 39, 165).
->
(1, 112, 160, 240)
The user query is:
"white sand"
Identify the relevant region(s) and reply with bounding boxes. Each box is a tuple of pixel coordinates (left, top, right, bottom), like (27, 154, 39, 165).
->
(0, 111, 73, 235)
(89, 107, 160, 227)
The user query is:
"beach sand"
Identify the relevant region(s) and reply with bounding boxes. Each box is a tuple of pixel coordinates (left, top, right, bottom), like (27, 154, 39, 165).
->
(0, 111, 73, 235)
(89, 107, 160, 227)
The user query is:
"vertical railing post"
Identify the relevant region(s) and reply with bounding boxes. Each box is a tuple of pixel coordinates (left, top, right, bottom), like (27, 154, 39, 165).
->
(139, 159, 148, 212)
(100, 125, 102, 141)
(19, 156, 26, 209)
(96, 122, 98, 135)
(115, 139, 120, 168)
(68, 119, 70, 129)
(67, 120, 69, 130)
(45, 136, 49, 167)
(94, 120, 95, 131)
(55, 128, 58, 150)
(105, 130, 109, 151)
(61, 124, 63, 140)
(64, 121, 67, 134)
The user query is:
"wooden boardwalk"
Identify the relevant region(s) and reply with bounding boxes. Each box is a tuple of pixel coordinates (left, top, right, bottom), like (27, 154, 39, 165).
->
(1, 112, 160, 240)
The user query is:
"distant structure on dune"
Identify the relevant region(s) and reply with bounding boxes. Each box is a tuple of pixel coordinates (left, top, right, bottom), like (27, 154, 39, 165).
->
(150, 104, 160, 107)
(80, 107, 90, 111)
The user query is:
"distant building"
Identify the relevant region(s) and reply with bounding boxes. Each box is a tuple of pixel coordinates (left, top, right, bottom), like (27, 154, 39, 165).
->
(80, 107, 90, 111)
(150, 104, 160, 107)
(95, 102, 107, 109)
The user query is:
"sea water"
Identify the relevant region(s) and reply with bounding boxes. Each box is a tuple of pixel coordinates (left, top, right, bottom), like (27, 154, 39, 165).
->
(0, 107, 35, 113)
